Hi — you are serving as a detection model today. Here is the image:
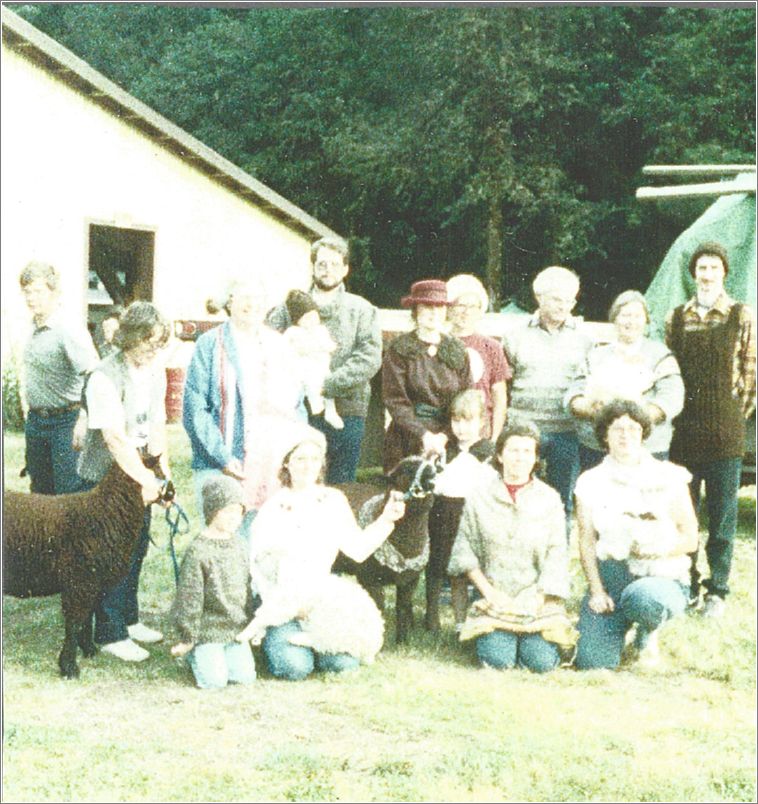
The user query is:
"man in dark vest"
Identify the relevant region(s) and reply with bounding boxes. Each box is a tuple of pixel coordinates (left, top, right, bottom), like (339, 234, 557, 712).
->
(665, 242, 756, 618)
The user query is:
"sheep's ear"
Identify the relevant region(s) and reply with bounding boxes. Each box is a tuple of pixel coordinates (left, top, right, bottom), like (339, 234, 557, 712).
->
(143, 453, 161, 470)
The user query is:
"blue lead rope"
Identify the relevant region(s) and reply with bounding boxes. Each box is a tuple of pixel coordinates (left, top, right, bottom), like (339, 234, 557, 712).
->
(164, 502, 191, 586)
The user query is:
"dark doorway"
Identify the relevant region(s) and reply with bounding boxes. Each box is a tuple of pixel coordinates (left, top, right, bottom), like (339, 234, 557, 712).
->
(88, 224, 155, 311)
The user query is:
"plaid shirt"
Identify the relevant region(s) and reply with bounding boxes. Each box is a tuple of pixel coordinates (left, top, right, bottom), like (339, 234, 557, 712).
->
(665, 293, 756, 419)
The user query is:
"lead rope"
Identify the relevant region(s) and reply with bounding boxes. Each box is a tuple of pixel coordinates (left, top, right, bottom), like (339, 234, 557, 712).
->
(164, 501, 191, 587)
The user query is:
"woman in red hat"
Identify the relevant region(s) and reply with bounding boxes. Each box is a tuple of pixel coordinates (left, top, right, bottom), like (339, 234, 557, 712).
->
(382, 280, 473, 471)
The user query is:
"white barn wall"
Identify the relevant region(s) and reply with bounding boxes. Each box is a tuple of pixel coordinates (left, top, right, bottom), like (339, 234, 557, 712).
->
(1, 44, 314, 359)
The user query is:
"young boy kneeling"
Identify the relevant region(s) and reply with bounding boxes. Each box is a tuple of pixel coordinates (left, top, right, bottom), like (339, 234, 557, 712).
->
(171, 476, 256, 689)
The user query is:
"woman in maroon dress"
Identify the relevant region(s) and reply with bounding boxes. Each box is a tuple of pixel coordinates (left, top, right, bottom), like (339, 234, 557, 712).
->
(382, 280, 472, 472)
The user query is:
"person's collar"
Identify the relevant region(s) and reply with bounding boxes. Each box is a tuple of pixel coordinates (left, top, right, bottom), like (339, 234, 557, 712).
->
(528, 311, 578, 331)
(686, 291, 732, 316)
(32, 307, 63, 332)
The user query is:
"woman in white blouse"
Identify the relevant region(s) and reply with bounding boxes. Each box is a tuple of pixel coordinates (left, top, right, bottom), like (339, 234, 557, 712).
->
(574, 399, 698, 669)
(237, 426, 405, 680)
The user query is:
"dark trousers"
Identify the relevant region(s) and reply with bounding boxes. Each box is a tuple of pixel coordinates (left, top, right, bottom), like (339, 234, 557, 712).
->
(540, 430, 580, 522)
(94, 508, 152, 645)
(686, 457, 742, 599)
(309, 414, 365, 484)
(24, 408, 86, 494)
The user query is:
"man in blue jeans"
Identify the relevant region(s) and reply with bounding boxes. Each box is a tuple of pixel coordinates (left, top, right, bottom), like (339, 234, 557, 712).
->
(502, 266, 593, 526)
(18, 262, 98, 495)
(666, 242, 756, 618)
(267, 236, 382, 483)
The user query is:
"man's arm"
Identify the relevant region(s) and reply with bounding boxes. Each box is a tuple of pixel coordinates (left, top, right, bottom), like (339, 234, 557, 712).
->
(322, 304, 382, 398)
(736, 304, 756, 418)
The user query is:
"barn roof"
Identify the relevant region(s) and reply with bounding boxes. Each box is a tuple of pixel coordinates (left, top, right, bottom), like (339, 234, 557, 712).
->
(1, 6, 339, 240)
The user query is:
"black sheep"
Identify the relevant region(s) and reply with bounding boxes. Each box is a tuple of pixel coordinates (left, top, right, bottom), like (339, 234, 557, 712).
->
(333, 456, 441, 644)
(2, 456, 170, 678)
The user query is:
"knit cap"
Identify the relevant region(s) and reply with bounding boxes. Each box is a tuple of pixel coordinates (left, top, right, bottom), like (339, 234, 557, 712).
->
(202, 475, 245, 525)
(285, 289, 319, 325)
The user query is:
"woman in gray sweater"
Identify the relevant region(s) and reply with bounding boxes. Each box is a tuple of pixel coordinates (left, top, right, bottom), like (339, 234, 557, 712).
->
(448, 422, 573, 673)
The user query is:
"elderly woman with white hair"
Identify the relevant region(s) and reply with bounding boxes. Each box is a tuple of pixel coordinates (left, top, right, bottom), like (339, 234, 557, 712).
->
(446, 274, 511, 439)
(567, 290, 684, 472)
(182, 276, 304, 532)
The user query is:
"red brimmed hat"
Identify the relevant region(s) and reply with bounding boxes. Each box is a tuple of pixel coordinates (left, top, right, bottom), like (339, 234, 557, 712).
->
(400, 279, 450, 308)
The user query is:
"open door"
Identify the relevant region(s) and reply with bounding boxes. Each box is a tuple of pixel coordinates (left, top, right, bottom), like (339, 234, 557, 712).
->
(88, 224, 155, 315)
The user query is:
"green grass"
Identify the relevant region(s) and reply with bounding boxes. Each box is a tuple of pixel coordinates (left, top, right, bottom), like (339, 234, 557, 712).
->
(3, 425, 756, 802)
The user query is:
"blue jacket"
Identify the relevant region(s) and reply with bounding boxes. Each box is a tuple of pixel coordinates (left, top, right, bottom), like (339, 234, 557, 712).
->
(183, 322, 246, 472)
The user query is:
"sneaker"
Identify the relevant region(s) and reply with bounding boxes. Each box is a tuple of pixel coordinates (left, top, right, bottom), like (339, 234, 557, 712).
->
(701, 595, 726, 619)
(636, 631, 660, 668)
(101, 638, 149, 662)
(128, 623, 164, 643)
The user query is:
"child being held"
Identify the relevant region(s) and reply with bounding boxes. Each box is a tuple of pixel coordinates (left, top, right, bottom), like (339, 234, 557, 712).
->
(284, 289, 343, 430)
(171, 475, 257, 689)
(425, 389, 497, 632)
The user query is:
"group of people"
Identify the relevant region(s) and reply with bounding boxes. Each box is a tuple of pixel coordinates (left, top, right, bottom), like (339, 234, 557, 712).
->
(15, 236, 755, 688)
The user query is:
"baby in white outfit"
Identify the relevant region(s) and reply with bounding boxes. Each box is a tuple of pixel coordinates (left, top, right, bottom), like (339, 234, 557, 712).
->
(283, 289, 343, 430)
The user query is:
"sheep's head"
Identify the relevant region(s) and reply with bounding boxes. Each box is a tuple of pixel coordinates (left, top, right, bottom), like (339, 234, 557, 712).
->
(385, 455, 442, 500)
(141, 453, 175, 503)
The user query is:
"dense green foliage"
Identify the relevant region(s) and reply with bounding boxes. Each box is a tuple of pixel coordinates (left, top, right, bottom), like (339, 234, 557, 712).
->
(15, 4, 755, 316)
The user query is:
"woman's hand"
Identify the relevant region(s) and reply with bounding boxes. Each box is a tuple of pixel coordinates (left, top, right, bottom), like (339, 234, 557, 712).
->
(588, 590, 615, 614)
(223, 459, 246, 481)
(141, 476, 167, 506)
(421, 430, 448, 458)
(237, 617, 267, 646)
(379, 490, 406, 525)
(170, 642, 194, 657)
(71, 412, 88, 451)
(484, 586, 516, 612)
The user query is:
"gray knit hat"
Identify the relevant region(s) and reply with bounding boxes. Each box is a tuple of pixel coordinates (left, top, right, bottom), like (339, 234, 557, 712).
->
(202, 475, 245, 525)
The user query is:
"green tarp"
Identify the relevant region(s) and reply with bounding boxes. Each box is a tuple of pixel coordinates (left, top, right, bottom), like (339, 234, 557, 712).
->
(645, 185, 756, 340)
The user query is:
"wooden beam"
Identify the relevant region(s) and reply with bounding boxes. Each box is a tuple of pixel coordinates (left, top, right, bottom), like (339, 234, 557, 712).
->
(636, 176, 757, 200)
(642, 164, 756, 177)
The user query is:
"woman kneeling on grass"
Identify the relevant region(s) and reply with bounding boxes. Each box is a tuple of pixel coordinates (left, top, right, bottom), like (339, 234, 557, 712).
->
(574, 400, 698, 670)
(236, 425, 405, 680)
(448, 422, 575, 673)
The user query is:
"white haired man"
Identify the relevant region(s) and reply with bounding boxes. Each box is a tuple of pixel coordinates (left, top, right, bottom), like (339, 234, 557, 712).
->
(502, 266, 592, 526)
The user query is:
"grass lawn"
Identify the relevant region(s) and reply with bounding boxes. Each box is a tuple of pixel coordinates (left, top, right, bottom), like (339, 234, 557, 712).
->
(3, 424, 756, 803)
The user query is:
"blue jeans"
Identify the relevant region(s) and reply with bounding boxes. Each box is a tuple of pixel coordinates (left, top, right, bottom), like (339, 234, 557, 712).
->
(24, 408, 87, 494)
(540, 430, 580, 522)
(188, 641, 256, 689)
(94, 508, 152, 645)
(686, 457, 741, 599)
(476, 630, 560, 673)
(309, 414, 365, 484)
(575, 559, 688, 670)
(579, 445, 669, 474)
(262, 620, 360, 680)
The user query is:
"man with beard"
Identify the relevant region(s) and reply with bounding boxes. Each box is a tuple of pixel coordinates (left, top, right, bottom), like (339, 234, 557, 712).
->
(267, 237, 382, 483)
